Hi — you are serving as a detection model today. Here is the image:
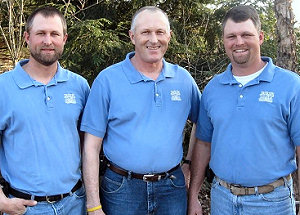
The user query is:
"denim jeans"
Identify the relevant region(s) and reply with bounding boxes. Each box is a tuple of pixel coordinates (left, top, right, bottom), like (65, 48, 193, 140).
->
(211, 177, 296, 215)
(100, 166, 187, 215)
(5, 186, 86, 215)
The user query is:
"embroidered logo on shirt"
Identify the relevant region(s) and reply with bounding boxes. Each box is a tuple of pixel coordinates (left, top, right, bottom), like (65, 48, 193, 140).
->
(170, 90, 182, 101)
(64, 93, 76, 104)
(258, 91, 274, 103)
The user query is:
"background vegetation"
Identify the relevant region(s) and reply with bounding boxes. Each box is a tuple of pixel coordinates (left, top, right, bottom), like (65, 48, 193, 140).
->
(0, 0, 299, 214)
(1, 0, 299, 86)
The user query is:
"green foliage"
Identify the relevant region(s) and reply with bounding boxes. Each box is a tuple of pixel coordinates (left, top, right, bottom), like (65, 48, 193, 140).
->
(61, 18, 132, 84)
(1, 0, 298, 85)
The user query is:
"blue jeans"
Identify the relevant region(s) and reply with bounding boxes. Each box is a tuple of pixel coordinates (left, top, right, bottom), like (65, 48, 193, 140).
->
(100, 166, 187, 215)
(211, 177, 296, 215)
(6, 186, 86, 215)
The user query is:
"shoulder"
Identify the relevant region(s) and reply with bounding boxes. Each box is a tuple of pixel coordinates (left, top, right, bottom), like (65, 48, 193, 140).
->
(0, 70, 13, 81)
(274, 66, 299, 79)
(164, 60, 195, 80)
(60, 67, 88, 84)
(205, 72, 224, 88)
(0, 70, 14, 87)
(272, 66, 300, 90)
(59, 68, 90, 94)
(0, 71, 14, 104)
(262, 57, 299, 84)
(95, 61, 123, 80)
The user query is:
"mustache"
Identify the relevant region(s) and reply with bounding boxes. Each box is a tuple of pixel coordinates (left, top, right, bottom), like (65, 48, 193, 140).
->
(40, 45, 55, 50)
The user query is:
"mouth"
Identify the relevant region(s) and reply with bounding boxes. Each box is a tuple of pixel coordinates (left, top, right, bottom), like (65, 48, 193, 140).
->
(41, 48, 55, 51)
(233, 49, 248, 53)
(146, 46, 160, 50)
(40, 48, 55, 54)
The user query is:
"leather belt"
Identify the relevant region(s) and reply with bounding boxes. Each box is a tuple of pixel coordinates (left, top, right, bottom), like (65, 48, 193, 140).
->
(9, 180, 82, 203)
(107, 162, 180, 182)
(217, 174, 292, 196)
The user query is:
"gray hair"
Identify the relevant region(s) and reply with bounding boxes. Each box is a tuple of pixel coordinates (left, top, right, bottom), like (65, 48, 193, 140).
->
(130, 6, 170, 32)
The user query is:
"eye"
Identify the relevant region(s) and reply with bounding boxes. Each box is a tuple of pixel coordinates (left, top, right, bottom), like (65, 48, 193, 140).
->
(226, 35, 236, 39)
(157, 30, 165, 35)
(51, 32, 60, 36)
(242, 33, 254, 38)
(141, 30, 150, 35)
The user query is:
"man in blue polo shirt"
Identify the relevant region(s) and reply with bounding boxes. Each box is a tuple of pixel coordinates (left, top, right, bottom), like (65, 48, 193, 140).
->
(0, 6, 89, 214)
(81, 6, 201, 215)
(188, 5, 300, 215)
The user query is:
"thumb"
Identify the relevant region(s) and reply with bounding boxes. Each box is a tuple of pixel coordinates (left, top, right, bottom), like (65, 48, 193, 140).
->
(22, 199, 37, 206)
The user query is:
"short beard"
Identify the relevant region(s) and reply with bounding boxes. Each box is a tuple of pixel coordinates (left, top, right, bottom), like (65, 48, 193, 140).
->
(30, 49, 63, 66)
(232, 53, 250, 65)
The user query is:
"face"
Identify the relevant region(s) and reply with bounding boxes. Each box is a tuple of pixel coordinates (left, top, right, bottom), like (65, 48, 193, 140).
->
(129, 10, 171, 64)
(24, 14, 67, 66)
(223, 18, 263, 67)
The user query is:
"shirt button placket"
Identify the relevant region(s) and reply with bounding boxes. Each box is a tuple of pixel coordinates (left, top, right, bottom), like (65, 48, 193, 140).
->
(237, 84, 244, 107)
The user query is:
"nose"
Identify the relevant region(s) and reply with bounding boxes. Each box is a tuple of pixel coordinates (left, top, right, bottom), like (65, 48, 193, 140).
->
(236, 36, 244, 45)
(149, 32, 158, 43)
(43, 34, 52, 45)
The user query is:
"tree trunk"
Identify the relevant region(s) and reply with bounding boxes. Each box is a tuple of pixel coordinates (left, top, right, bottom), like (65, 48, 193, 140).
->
(274, 0, 298, 72)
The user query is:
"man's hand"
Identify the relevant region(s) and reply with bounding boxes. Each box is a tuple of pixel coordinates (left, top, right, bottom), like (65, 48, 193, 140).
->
(188, 198, 203, 215)
(0, 197, 37, 215)
(182, 163, 191, 189)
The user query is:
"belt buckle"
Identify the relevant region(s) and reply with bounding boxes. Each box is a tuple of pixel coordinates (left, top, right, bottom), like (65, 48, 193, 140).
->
(143, 174, 161, 182)
(46, 196, 56, 204)
(46, 194, 63, 203)
(230, 184, 243, 196)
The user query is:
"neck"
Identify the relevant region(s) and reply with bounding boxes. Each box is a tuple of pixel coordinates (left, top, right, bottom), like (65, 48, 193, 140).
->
(130, 56, 163, 80)
(232, 59, 266, 77)
(22, 57, 58, 84)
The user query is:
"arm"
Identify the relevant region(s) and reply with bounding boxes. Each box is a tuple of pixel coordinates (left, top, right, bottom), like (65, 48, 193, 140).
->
(296, 146, 300, 215)
(182, 123, 197, 188)
(82, 132, 105, 215)
(188, 139, 211, 215)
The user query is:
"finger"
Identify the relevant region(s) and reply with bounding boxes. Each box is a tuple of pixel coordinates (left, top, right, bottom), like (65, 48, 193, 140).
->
(22, 199, 37, 206)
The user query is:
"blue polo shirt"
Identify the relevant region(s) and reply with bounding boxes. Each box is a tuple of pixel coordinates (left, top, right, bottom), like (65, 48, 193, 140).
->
(197, 57, 300, 186)
(0, 60, 90, 195)
(81, 52, 201, 173)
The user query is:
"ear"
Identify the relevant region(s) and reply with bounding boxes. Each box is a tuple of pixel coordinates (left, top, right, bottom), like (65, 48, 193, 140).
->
(24, 31, 30, 44)
(259, 31, 264, 45)
(168, 30, 172, 42)
(129, 30, 135, 45)
(63, 33, 68, 44)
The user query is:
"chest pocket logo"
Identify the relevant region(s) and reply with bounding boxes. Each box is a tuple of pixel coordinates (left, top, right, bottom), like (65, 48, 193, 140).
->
(170, 90, 182, 101)
(258, 91, 274, 103)
(64, 93, 76, 104)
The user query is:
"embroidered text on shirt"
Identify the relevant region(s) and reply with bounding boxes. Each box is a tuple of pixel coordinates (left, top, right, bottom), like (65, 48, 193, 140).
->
(64, 93, 76, 104)
(258, 91, 274, 103)
(170, 90, 182, 101)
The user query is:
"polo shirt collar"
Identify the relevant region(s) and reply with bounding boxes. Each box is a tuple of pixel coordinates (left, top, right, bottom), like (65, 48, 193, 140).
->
(12, 60, 68, 89)
(122, 52, 174, 84)
(219, 57, 275, 85)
